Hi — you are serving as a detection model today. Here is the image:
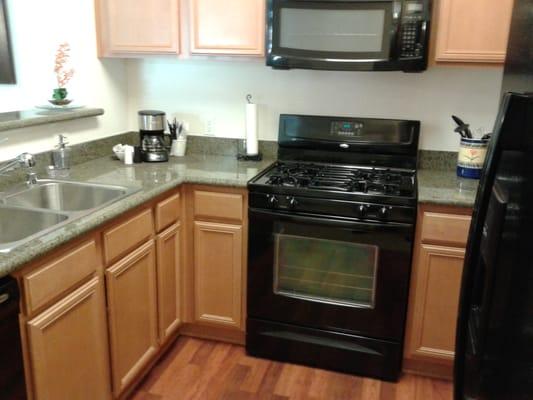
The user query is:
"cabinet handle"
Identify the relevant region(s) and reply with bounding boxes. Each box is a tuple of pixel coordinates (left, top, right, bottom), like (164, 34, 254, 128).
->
(0, 293, 10, 305)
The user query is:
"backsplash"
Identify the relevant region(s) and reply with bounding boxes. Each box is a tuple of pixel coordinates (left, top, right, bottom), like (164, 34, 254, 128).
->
(127, 59, 503, 152)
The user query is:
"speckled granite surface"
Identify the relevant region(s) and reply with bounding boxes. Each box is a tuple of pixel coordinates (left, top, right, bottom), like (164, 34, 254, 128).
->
(0, 154, 274, 278)
(0, 108, 104, 132)
(418, 169, 479, 208)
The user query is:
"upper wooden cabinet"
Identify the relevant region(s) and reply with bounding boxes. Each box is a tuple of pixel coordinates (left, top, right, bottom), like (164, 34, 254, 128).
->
(434, 0, 514, 63)
(95, 0, 180, 56)
(189, 0, 265, 55)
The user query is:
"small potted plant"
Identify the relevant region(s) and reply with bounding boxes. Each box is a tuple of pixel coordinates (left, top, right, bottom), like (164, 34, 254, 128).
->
(51, 42, 75, 106)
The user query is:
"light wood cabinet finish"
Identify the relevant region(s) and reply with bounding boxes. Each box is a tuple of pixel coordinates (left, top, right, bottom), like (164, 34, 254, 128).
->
(435, 0, 514, 63)
(193, 190, 244, 222)
(156, 223, 182, 342)
(193, 221, 243, 329)
(190, 0, 265, 55)
(23, 239, 99, 315)
(27, 277, 111, 400)
(421, 211, 472, 247)
(406, 244, 465, 362)
(95, 0, 180, 56)
(103, 208, 154, 265)
(105, 240, 159, 397)
(155, 192, 181, 233)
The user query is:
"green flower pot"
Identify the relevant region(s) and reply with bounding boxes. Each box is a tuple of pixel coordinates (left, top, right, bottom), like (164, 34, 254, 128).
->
(52, 88, 68, 101)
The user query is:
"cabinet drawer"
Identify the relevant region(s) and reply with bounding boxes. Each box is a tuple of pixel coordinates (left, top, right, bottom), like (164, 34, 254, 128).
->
(103, 209, 154, 265)
(155, 193, 181, 232)
(194, 190, 243, 222)
(23, 239, 99, 314)
(421, 212, 472, 247)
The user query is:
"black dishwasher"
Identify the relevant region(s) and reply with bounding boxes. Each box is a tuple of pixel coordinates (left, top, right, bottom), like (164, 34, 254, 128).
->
(0, 276, 26, 399)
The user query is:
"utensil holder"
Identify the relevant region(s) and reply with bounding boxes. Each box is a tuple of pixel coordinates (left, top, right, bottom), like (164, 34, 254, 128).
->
(457, 137, 490, 179)
(170, 137, 187, 157)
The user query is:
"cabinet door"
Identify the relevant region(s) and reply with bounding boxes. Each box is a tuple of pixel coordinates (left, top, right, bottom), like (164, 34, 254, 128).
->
(194, 221, 243, 329)
(96, 0, 180, 56)
(106, 240, 159, 396)
(435, 0, 514, 63)
(407, 244, 465, 363)
(190, 0, 265, 55)
(27, 277, 111, 400)
(156, 223, 182, 342)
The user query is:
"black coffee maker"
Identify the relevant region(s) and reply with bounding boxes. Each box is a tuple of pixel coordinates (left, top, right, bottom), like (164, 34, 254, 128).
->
(139, 110, 170, 162)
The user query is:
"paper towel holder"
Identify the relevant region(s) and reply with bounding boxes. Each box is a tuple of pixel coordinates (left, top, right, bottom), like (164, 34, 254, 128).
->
(237, 94, 263, 161)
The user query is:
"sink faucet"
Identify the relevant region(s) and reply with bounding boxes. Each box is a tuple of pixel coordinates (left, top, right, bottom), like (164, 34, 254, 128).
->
(0, 153, 38, 185)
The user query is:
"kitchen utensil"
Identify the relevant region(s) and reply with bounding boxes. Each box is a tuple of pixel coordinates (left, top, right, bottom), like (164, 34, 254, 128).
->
(452, 115, 473, 138)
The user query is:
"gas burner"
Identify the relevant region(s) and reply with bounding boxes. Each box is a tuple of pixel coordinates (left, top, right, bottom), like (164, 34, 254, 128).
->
(256, 162, 416, 199)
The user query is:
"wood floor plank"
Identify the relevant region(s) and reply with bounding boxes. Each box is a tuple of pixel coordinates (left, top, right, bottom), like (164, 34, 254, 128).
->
(131, 337, 453, 400)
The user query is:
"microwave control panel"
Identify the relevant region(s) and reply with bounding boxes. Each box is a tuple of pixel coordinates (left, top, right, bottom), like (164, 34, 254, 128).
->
(399, 1, 430, 59)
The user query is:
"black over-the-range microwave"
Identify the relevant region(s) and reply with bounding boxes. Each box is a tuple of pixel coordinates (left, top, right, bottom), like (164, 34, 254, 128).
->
(266, 0, 432, 72)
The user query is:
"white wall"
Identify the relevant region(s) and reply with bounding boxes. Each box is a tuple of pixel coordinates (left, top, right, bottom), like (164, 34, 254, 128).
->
(127, 58, 504, 151)
(0, 0, 129, 161)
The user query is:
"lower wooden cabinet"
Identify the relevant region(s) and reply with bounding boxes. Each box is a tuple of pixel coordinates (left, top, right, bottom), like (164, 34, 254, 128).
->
(406, 244, 465, 361)
(156, 223, 182, 342)
(193, 220, 243, 329)
(404, 205, 472, 379)
(105, 240, 159, 396)
(26, 277, 111, 400)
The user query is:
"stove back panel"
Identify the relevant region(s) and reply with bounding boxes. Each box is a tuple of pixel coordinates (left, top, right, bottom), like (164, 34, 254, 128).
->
(277, 114, 420, 169)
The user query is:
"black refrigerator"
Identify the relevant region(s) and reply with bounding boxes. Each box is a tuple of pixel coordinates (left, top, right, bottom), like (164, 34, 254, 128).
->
(454, 1, 533, 399)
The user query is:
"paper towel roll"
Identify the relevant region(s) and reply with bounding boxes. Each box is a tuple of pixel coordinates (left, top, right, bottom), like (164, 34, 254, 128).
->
(246, 103, 258, 155)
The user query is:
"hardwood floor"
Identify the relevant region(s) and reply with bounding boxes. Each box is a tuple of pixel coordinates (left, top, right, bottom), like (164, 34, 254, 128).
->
(131, 337, 453, 400)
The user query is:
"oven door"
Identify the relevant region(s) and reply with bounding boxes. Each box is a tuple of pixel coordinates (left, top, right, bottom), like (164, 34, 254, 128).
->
(248, 208, 414, 341)
(267, 0, 401, 71)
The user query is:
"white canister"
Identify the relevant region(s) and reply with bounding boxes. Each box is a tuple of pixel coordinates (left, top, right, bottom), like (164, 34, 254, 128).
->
(170, 137, 187, 157)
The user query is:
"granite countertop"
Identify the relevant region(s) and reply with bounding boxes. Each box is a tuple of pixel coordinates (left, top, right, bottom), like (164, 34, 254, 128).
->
(0, 154, 274, 278)
(0, 152, 479, 278)
(417, 169, 479, 208)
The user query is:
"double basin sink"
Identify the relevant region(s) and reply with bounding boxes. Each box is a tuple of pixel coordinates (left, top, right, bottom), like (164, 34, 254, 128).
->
(0, 179, 140, 253)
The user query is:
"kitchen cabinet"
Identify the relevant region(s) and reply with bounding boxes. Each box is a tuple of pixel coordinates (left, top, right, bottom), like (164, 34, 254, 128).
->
(193, 221, 243, 328)
(404, 205, 472, 379)
(189, 0, 265, 55)
(156, 223, 182, 342)
(95, 0, 180, 57)
(434, 0, 514, 63)
(105, 240, 159, 397)
(26, 277, 111, 400)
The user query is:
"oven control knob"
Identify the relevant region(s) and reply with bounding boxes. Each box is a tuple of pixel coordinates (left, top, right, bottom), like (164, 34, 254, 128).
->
(267, 194, 279, 208)
(356, 204, 368, 218)
(378, 207, 391, 220)
(288, 197, 298, 209)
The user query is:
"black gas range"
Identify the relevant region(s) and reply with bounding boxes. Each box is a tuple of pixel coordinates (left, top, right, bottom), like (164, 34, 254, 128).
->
(246, 114, 420, 381)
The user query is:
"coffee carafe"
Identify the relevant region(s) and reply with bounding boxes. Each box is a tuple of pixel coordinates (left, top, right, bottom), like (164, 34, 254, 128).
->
(139, 110, 170, 162)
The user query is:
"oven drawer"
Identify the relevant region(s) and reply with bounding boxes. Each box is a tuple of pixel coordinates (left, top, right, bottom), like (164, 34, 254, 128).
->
(247, 318, 402, 381)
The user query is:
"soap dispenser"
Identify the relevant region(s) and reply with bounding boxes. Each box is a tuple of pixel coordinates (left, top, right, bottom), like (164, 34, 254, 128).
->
(52, 134, 71, 170)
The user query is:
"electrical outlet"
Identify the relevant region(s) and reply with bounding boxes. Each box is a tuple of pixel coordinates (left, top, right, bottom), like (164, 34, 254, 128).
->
(205, 118, 216, 136)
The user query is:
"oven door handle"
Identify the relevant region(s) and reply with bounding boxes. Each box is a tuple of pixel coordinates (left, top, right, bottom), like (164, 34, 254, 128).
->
(249, 208, 413, 233)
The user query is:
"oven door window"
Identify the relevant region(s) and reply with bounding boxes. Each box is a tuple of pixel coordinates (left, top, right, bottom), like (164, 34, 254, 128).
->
(274, 1, 393, 60)
(274, 233, 378, 308)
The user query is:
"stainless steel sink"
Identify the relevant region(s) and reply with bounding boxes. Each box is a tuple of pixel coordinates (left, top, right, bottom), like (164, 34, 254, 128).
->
(0, 206, 69, 253)
(3, 180, 132, 212)
(0, 179, 141, 253)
